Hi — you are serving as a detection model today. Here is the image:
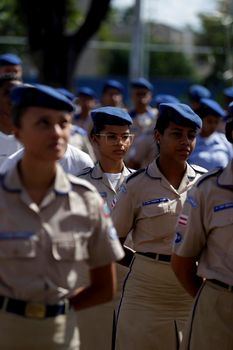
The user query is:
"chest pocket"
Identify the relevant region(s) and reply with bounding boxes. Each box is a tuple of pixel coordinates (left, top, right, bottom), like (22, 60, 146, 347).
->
(210, 210, 233, 230)
(0, 233, 37, 259)
(141, 202, 170, 218)
(51, 233, 90, 261)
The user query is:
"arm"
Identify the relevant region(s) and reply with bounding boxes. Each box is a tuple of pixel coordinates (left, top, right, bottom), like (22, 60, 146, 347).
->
(117, 237, 135, 267)
(171, 254, 203, 298)
(70, 263, 116, 311)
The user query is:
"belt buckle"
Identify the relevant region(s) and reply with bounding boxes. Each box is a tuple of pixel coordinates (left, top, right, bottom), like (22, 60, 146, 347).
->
(25, 302, 46, 319)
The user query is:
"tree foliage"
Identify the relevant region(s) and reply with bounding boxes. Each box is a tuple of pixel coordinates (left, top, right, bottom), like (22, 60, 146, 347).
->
(196, 7, 233, 86)
(0, 0, 112, 87)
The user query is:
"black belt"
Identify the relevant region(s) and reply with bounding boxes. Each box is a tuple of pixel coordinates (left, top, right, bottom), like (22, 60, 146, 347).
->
(0, 296, 70, 319)
(137, 252, 171, 262)
(208, 279, 233, 292)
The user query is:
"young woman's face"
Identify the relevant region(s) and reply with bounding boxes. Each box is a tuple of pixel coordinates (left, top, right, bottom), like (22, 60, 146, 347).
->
(14, 106, 72, 162)
(93, 124, 133, 162)
(155, 122, 197, 164)
(201, 115, 219, 137)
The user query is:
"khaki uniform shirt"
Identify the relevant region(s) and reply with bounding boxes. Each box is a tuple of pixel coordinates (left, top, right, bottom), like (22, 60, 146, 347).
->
(112, 159, 206, 254)
(78, 162, 133, 210)
(173, 160, 233, 285)
(0, 164, 124, 304)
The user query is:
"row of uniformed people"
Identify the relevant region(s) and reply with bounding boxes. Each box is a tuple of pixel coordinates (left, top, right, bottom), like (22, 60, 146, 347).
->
(0, 76, 232, 348)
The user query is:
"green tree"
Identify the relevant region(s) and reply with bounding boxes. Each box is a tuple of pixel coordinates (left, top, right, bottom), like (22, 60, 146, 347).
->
(99, 6, 197, 79)
(0, 0, 112, 87)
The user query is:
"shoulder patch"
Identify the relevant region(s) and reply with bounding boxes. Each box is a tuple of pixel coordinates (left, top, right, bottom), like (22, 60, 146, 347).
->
(77, 167, 92, 177)
(126, 168, 145, 183)
(196, 167, 223, 187)
(189, 163, 208, 174)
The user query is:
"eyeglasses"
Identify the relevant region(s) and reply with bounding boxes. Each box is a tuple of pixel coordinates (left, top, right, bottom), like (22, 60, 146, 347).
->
(95, 133, 134, 145)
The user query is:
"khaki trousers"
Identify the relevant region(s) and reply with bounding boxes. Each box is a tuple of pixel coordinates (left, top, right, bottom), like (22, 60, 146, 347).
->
(115, 254, 193, 350)
(0, 307, 79, 350)
(181, 281, 233, 350)
(77, 264, 129, 350)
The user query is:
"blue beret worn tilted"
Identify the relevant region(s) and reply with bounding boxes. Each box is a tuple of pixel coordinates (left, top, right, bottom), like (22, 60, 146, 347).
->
(102, 80, 124, 93)
(188, 84, 211, 101)
(91, 106, 132, 125)
(131, 77, 153, 91)
(78, 86, 96, 98)
(10, 84, 75, 112)
(0, 53, 22, 66)
(159, 103, 202, 129)
(199, 98, 226, 118)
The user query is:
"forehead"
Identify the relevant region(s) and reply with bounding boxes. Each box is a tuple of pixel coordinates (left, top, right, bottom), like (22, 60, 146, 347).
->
(103, 88, 122, 95)
(132, 87, 151, 95)
(203, 114, 219, 122)
(102, 124, 130, 133)
(165, 121, 197, 132)
(21, 106, 72, 118)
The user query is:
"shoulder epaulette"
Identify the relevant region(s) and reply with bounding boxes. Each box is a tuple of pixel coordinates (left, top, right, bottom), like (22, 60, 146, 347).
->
(77, 167, 93, 177)
(189, 163, 208, 174)
(196, 167, 223, 187)
(126, 168, 145, 183)
(68, 174, 96, 191)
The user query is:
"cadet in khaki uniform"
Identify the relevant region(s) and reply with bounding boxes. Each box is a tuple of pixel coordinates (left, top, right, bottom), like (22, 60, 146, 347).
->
(171, 108, 233, 350)
(78, 106, 134, 208)
(0, 84, 124, 350)
(112, 103, 206, 350)
(77, 106, 134, 350)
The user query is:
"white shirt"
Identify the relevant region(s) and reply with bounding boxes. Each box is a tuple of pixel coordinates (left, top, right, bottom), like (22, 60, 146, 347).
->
(0, 143, 94, 175)
(0, 132, 22, 167)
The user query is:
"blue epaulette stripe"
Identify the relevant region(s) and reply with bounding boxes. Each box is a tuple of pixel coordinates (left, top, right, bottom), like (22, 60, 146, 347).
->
(126, 168, 145, 183)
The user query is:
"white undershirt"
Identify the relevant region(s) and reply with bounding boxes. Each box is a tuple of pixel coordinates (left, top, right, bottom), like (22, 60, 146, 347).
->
(105, 172, 121, 189)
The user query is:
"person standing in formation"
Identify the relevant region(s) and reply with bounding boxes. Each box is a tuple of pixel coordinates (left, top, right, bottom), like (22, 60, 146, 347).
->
(171, 105, 233, 350)
(77, 106, 135, 350)
(0, 83, 124, 350)
(112, 103, 206, 350)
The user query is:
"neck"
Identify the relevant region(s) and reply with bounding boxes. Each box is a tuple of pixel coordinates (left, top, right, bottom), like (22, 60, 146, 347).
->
(79, 110, 90, 119)
(99, 158, 124, 173)
(157, 157, 186, 189)
(135, 105, 148, 114)
(19, 156, 57, 203)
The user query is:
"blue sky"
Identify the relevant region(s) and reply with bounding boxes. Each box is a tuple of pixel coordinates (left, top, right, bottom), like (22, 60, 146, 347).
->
(112, 0, 218, 29)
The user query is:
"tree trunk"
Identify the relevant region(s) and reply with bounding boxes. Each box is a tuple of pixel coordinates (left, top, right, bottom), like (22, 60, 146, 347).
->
(18, 0, 112, 88)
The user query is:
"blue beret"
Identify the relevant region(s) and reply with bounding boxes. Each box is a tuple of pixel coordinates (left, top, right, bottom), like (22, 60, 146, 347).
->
(10, 84, 75, 112)
(102, 80, 123, 93)
(159, 103, 202, 129)
(131, 77, 153, 91)
(56, 88, 75, 101)
(78, 86, 96, 98)
(0, 53, 22, 66)
(91, 106, 132, 125)
(189, 84, 211, 101)
(199, 98, 226, 118)
(223, 87, 233, 99)
(153, 94, 180, 106)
